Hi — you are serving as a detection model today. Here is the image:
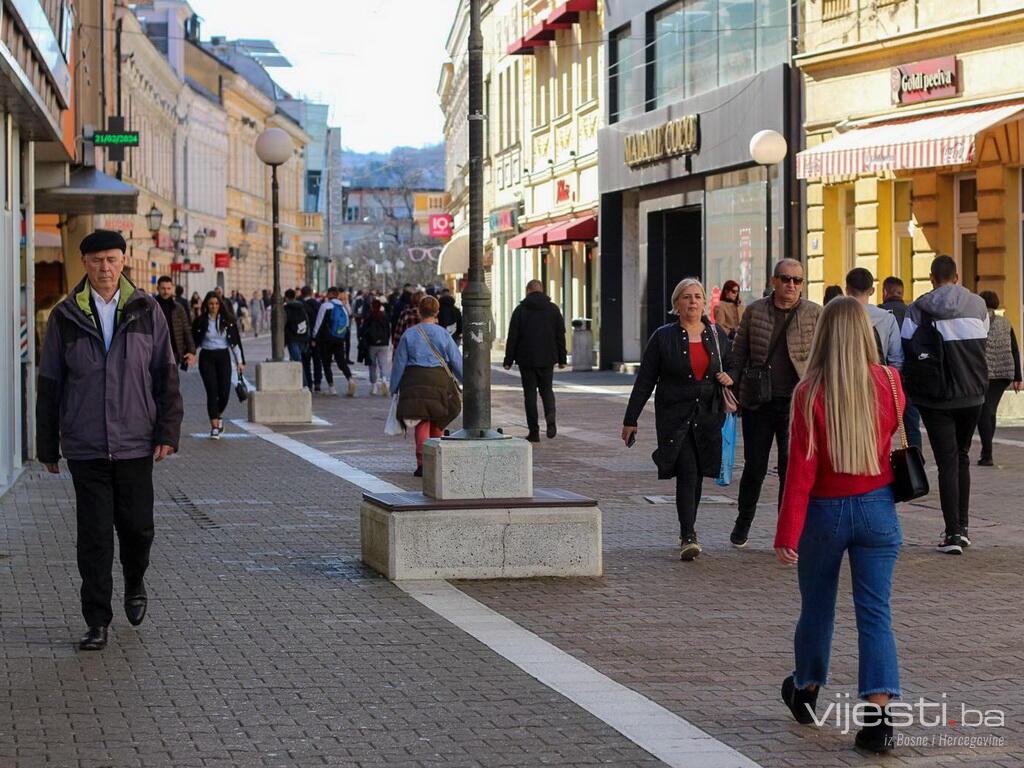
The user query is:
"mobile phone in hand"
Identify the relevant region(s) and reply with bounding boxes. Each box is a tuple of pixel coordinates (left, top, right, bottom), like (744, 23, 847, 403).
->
(627, 432, 636, 447)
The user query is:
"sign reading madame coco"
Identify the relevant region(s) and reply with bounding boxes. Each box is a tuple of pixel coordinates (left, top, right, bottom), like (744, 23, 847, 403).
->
(624, 115, 700, 167)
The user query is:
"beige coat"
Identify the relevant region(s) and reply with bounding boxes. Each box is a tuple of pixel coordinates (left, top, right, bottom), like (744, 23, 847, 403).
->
(715, 299, 744, 336)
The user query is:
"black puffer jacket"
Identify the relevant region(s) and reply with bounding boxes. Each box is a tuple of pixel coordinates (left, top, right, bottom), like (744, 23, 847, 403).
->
(503, 292, 567, 368)
(192, 312, 246, 364)
(623, 320, 732, 479)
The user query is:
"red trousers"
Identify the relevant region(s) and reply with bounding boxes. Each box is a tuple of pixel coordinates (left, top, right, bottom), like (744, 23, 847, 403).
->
(415, 421, 444, 466)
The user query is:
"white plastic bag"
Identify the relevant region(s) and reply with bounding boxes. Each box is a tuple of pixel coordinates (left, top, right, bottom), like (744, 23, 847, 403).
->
(384, 395, 403, 436)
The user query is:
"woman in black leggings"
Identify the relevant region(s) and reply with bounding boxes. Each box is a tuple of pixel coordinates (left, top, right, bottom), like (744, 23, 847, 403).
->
(192, 292, 245, 439)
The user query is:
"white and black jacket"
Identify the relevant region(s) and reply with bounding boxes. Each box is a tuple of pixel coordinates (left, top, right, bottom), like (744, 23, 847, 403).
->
(901, 284, 989, 409)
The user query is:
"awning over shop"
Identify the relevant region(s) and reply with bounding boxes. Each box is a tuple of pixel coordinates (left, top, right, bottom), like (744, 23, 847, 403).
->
(548, 0, 598, 25)
(508, 223, 549, 249)
(546, 215, 598, 244)
(522, 20, 557, 45)
(797, 103, 1024, 180)
(525, 222, 564, 247)
(506, 37, 536, 56)
(35, 167, 139, 214)
(437, 232, 469, 275)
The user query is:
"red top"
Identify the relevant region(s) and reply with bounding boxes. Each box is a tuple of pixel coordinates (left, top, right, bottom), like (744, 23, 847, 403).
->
(775, 365, 905, 550)
(690, 341, 710, 380)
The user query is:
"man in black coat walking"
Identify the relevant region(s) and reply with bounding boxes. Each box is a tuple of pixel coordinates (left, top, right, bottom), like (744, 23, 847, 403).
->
(503, 280, 567, 442)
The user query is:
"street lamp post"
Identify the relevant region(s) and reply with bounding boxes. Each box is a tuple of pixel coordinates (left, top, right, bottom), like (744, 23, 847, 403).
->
(750, 129, 789, 284)
(255, 127, 293, 362)
(145, 205, 163, 244)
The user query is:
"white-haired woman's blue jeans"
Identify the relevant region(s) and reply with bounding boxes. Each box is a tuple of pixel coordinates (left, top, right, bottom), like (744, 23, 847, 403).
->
(793, 485, 902, 699)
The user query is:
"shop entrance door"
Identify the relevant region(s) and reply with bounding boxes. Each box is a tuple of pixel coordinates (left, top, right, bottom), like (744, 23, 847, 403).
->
(955, 174, 979, 290)
(646, 206, 702, 341)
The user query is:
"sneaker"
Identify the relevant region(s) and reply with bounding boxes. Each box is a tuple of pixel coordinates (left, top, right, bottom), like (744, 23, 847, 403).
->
(679, 536, 702, 561)
(781, 675, 818, 725)
(210, 427, 221, 440)
(854, 704, 894, 754)
(978, 457, 994, 467)
(327, 385, 337, 395)
(960, 529, 971, 547)
(730, 520, 751, 548)
(346, 379, 357, 397)
(937, 534, 964, 554)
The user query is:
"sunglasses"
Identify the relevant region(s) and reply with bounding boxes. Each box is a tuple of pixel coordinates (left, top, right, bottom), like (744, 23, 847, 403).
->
(776, 275, 804, 285)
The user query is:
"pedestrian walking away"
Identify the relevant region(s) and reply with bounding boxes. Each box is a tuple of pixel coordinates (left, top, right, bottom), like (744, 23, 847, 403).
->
(392, 289, 425, 348)
(313, 286, 356, 396)
(438, 288, 463, 344)
(714, 279, 744, 338)
(823, 285, 844, 304)
(362, 297, 392, 395)
(36, 229, 184, 652)
(155, 275, 196, 370)
(775, 297, 904, 755)
(727, 258, 821, 548)
(901, 255, 989, 554)
(503, 280, 567, 442)
(301, 286, 324, 391)
(878, 275, 922, 449)
(391, 296, 464, 477)
(284, 288, 311, 377)
(845, 268, 903, 369)
(975, 290, 1022, 467)
(192, 291, 246, 439)
(622, 278, 734, 561)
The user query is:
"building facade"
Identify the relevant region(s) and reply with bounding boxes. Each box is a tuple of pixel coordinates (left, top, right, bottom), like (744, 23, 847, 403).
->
(597, 0, 800, 366)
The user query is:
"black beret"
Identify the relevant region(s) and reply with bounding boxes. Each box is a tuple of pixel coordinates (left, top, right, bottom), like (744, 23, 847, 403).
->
(80, 229, 127, 255)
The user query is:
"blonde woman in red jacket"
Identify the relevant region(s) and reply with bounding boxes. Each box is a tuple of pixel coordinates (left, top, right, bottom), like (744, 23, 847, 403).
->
(774, 297, 905, 755)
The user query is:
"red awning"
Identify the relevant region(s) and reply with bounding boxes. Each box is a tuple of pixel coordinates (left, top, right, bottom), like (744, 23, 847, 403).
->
(522, 20, 557, 45)
(548, 0, 597, 25)
(508, 223, 550, 249)
(506, 37, 536, 56)
(524, 222, 565, 247)
(545, 215, 597, 244)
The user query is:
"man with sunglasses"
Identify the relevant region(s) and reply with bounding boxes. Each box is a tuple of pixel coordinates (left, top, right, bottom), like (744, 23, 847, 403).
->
(727, 258, 821, 548)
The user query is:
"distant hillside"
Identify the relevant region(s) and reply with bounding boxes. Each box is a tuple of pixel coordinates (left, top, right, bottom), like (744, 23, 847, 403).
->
(343, 144, 445, 190)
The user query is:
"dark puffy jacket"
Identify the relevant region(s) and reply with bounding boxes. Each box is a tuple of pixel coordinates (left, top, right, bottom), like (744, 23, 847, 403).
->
(284, 300, 310, 345)
(503, 292, 567, 368)
(36, 276, 184, 463)
(437, 294, 463, 343)
(156, 295, 196, 365)
(623, 320, 731, 479)
(901, 284, 988, 409)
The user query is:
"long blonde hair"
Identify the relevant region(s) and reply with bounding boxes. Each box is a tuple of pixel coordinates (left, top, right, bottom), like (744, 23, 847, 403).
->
(797, 297, 880, 475)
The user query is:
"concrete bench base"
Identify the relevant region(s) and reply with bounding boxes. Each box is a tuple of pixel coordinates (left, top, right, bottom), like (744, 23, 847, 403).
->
(360, 490, 602, 580)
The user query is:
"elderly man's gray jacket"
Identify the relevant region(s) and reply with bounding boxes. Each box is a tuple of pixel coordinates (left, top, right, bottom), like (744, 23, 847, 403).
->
(36, 275, 184, 463)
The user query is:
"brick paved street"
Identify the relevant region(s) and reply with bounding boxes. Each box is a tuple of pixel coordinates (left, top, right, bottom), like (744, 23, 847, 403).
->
(3, 336, 1023, 767)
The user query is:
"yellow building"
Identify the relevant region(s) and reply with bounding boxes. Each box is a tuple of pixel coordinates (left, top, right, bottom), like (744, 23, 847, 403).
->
(796, 0, 1024, 345)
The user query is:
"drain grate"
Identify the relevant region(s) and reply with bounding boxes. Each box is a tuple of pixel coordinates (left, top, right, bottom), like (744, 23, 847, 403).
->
(168, 488, 220, 530)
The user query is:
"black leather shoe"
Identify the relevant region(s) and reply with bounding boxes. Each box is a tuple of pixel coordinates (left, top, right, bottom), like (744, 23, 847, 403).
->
(546, 422, 557, 439)
(781, 675, 818, 724)
(526, 430, 541, 443)
(854, 704, 894, 754)
(79, 626, 108, 651)
(125, 593, 148, 626)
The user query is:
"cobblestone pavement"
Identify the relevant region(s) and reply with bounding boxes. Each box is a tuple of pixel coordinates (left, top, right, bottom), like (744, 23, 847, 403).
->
(3, 334, 1024, 767)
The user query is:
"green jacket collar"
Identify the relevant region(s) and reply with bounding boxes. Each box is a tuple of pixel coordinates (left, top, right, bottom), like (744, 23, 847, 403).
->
(74, 274, 138, 318)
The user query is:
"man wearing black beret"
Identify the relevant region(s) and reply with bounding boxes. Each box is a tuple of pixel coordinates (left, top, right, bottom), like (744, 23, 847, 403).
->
(36, 229, 184, 651)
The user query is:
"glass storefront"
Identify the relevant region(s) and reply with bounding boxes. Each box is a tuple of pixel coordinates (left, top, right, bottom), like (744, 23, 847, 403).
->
(704, 167, 782, 306)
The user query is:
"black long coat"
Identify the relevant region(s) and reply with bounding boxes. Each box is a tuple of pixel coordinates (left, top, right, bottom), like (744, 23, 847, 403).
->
(623, 319, 732, 479)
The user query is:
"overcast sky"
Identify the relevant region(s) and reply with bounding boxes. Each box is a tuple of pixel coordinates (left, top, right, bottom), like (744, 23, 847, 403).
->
(193, 0, 460, 153)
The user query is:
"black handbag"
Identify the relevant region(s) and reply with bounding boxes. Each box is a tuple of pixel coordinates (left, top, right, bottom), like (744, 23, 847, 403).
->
(231, 346, 249, 403)
(744, 307, 797, 405)
(883, 367, 928, 503)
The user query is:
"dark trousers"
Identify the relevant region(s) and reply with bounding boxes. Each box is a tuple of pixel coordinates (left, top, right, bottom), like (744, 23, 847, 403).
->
(904, 400, 923, 450)
(674, 429, 703, 539)
(918, 404, 983, 536)
(67, 457, 154, 627)
(303, 348, 323, 390)
(198, 348, 231, 420)
(519, 366, 556, 432)
(977, 380, 1010, 460)
(319, 339, 352, 385)
(737, 397, 792, 524)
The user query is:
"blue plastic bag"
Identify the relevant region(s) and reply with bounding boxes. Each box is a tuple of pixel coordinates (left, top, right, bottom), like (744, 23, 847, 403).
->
(716, 413, 737, 487)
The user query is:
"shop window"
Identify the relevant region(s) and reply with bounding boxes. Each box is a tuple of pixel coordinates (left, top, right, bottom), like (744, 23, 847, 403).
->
(955, 173, 979, 290)
(958, 176, 978, 213)
(705, 168, 772, 306)
(892, 181, 914, 295)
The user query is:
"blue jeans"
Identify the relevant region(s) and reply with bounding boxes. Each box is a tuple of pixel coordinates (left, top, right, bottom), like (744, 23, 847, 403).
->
(904, 400, 923, 451)
(793, 486, 902, 700)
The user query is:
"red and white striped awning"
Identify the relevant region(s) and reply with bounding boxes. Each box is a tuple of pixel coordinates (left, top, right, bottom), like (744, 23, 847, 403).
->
(796, 103, 1024, 180)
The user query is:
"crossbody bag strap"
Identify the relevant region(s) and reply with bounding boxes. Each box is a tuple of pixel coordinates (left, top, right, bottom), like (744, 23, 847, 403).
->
(763, 303, 798, 366)
(417, 325, 458, 385)
(882, 365, 909, 450)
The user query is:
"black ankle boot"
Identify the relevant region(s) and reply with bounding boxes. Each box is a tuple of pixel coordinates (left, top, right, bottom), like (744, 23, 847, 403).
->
(781, 675, 818, 725)
(854, 703, 894, 754)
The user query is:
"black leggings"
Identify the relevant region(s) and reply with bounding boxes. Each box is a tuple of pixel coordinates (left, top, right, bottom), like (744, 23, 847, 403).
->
(674, 429, 703, 539)
(319, 339, 352, 385)
(199, 348, 232, 420)
(977, 379, 1010, 460)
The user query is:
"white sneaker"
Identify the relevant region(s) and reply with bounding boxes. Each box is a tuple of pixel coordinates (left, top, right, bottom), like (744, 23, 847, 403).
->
(371, 382, 380, 396)
(210, 427, 222, 440)
(327, 385, 337, 395)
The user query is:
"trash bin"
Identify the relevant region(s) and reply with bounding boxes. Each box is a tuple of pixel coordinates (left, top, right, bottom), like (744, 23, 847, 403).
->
(571, 318, 593, 372)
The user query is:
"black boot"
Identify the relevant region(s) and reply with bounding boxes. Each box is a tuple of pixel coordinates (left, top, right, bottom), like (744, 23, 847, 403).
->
(781, 675, 818, 725)
(854, 703, 894, 754)
(526, 429, 540, 443)
(545, 414, 557, 439)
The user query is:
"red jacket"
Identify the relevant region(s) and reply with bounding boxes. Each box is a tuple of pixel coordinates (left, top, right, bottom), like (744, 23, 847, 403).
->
(775, 365, 905, 550)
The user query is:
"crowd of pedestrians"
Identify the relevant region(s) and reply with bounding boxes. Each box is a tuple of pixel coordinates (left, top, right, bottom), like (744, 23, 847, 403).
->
(31, 227, 1024, 758)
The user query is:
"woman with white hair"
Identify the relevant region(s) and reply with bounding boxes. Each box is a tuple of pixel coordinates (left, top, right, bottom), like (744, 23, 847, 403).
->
(622, 278, 734, 560)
